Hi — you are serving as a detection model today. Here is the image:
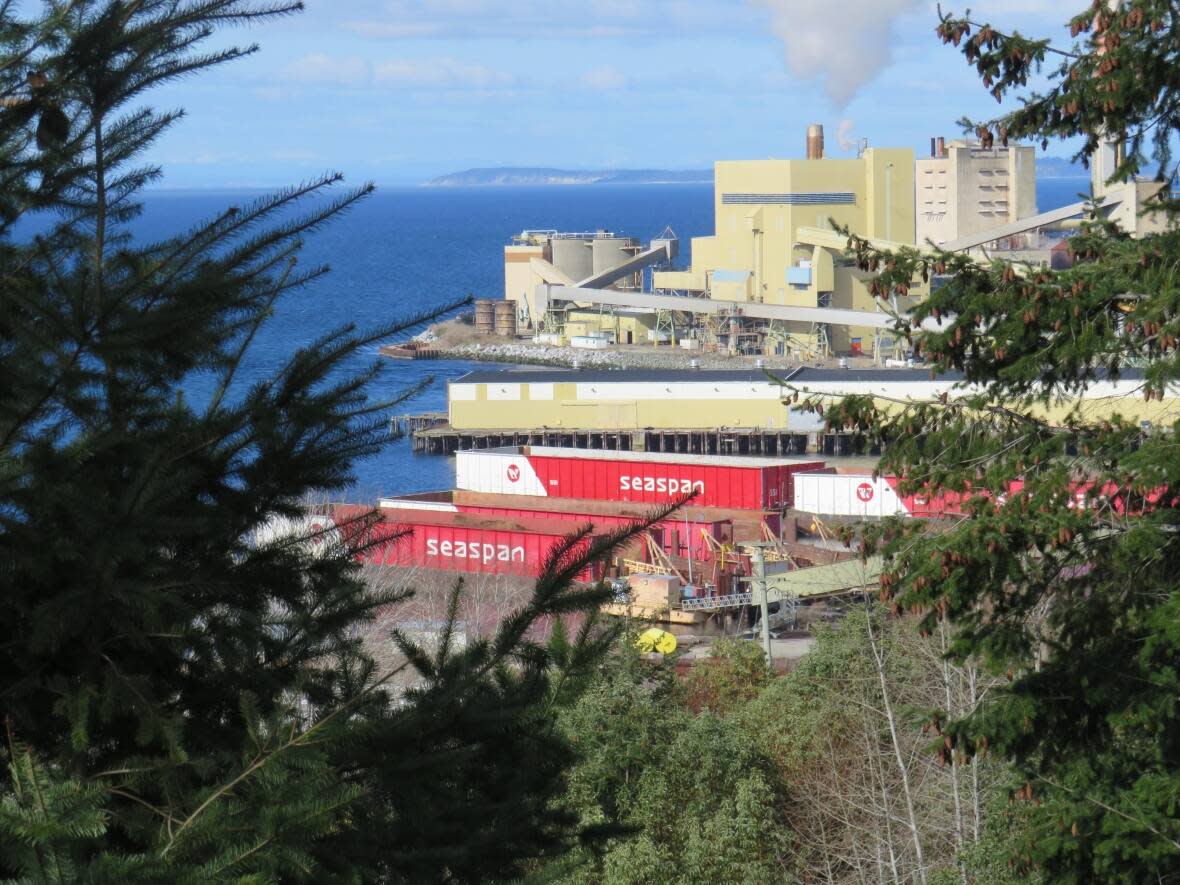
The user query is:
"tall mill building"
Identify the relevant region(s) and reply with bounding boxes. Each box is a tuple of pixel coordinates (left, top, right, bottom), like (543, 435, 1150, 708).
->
(914, 137, 1038, 247)
(652, 124, 917, 354)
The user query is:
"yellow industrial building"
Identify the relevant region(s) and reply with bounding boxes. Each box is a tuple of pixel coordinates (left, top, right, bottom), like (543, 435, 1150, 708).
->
(560, 308, 658, 345)
(654, 135, 913, 298)
(504, 126, 926, 358)
(446, 367, 1180, 432)
(648, 125, 919, 355)
(498, 128, 1174, 359)
(449, 369, 800, 431)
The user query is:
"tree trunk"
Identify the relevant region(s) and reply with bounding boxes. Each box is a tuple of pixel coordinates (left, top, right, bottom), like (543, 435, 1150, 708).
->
(940, 614, 967, 882)
(865, 605, 928, 884)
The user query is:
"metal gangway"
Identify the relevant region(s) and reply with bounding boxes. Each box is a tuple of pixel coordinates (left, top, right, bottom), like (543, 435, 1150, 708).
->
(679, 591, 754, 611)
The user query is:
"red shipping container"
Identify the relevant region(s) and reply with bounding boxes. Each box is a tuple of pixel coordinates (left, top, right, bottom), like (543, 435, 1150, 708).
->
(378, 493, 733, 563)
(455, 447, 824, 510)
(332, 505, 603, 580)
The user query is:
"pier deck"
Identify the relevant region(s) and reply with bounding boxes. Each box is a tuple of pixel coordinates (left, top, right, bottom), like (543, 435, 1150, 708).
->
(404, 420, 865, 457)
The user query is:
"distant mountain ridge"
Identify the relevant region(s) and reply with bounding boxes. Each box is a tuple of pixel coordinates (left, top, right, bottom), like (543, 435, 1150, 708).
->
(427, 157, 1088, 187)
(424, 167, 713, 187)
(1036, 155, 1089, 179)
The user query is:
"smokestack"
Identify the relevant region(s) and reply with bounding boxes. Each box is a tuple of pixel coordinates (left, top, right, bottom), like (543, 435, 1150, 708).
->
(806, 123, 824, 160)
(936, 136, 946, 158)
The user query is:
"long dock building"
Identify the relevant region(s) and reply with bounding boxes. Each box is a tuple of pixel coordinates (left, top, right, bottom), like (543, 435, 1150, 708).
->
(408, 366, 1180, 456)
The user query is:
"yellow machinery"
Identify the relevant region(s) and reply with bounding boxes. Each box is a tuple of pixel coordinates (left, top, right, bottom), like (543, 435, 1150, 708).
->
(622, 533, 687, 583)
(635, 628, 678, 654)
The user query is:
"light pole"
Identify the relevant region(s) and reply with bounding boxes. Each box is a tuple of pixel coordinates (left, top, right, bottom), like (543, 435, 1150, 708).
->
(750, 546, 772, 666)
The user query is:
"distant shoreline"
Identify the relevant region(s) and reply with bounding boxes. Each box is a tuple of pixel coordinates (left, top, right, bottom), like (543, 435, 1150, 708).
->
(422, 179, 715, 188)
(424, 167, 714, 187)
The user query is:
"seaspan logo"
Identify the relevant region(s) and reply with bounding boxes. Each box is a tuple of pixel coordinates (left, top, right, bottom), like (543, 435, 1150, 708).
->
(620, 476, 705, 495)
(506, 464, 521, 483)
(426, 538, 525, 564)
(308, 522, 325, 547)
(856, 482, 875, 503)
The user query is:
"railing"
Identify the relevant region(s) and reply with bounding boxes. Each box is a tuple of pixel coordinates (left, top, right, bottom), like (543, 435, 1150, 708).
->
(680, 592, 753, 611)
(510, 230, 628, 245)
(622, 559, 673, 576)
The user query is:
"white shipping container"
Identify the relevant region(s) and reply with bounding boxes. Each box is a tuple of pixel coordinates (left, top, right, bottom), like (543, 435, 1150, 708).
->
(455, 449, 551, 497)
(792, 473, 908, 518)
(570, 335, 610, 349)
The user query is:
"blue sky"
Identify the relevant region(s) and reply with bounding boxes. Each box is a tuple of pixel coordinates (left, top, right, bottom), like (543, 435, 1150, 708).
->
(145, 0, 1079, 187)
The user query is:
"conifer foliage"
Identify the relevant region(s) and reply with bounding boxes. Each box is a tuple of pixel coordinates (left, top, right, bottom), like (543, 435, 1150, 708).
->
(0, 2, 640, 880)
(810, 2, 1180, 881)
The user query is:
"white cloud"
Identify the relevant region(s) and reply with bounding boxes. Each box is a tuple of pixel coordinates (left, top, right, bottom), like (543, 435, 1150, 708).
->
(272, 53, 514, 92)
(373, 58, 513, 89)
(750, 0, 925, 106)
(281, 53, 370, 87)
(339, 0, 741, 40)
(580, 65, 627, 91)
(340, 20, 446, 38)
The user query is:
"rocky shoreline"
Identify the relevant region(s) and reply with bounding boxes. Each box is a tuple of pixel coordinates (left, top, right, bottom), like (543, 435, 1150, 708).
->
(438, 340, 799, 370)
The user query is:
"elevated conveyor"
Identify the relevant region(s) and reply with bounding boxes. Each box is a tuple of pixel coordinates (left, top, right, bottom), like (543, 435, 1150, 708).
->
(754, 554, 881, 599)
(529, 258, 575, 287)
(677, 555, 881, 613)
(940, 199, 1105, 252)
(537, 284, 900, 330)
(574, 236, 679, 289)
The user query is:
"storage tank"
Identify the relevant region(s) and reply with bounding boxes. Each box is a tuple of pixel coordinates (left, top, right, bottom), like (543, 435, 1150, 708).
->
(493, 300, 517, 337)
(591, 236, 637, 279)
(455, 446, 825, 510)
(550, 237, 594, 282)
(474, 299, 495, 335)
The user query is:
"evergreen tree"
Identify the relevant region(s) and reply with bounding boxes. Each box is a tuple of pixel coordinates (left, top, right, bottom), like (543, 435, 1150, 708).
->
(812, 2, 1180, 880)
(0, 2, 655, 879)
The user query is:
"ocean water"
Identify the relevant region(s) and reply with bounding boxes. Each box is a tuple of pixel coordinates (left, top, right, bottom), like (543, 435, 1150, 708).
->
(32, 184, 717, 499)
(20, 178, 1090, 499)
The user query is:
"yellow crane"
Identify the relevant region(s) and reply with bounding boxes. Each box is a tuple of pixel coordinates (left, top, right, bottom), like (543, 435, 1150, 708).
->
(621, 532, 687, 583)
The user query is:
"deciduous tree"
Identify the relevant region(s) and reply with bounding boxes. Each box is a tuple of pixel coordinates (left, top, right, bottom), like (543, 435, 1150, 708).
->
(813, 2, 1180, 879)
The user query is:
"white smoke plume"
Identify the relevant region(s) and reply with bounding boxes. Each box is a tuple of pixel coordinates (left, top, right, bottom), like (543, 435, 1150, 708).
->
(837, 118, 857, 152)
(751, 0, 925, 106)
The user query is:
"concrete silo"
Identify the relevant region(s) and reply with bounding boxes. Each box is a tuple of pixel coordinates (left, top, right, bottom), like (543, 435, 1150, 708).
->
(550, 236, 594, 282)
(590, 235, 639, 285)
